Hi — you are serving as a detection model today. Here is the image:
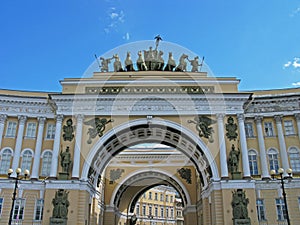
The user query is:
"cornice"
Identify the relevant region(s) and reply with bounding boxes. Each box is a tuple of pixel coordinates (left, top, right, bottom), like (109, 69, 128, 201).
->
(0, 96, 55, 118)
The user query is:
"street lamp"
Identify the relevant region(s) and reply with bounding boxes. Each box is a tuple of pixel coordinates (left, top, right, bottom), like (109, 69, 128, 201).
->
(7, 168, 29, 225)
(271, 168, 293, 225)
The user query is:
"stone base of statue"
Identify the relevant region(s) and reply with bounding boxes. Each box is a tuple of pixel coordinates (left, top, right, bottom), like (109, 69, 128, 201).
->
(50, 217, 67, 225)
(58, 172, 69, 180)
(233, 218, 251, 225)
(231, 171, 242, 180)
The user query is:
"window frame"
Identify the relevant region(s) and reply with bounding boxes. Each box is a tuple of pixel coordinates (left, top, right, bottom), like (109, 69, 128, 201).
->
(20, 149, 33, 174)
(245, 122, 254, 138)
(248, 150, 259, 175)
(264, 122, 275, 137)
(12, 198, 25, 221)
(34, 199, 44, 221)
(288, 147, 300, 172)
(268, 149, 279, 173)
(25, 122, 37, 138)
(256, 199, 266, 221)
(284, 120, 295, 135)
(45, 123, 56, 139)
(0, 148, 13, 174)
(275, 198, 287, 221)
(6, 121, 17, 137)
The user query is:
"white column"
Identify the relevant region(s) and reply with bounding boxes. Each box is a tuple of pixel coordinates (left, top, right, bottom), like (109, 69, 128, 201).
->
(0, 114, 7, 148)
(31, 117, 46, 179)
(12, 115, 27, 173)
(295, 113, 300, 142)
(217, 114, 228, 179)
(254, 116, 270, 179)
(72, 114, 84, 179)
(274, 115, 290, 174)
(50, 115, 63, 178)
(237, 114, 251, 178)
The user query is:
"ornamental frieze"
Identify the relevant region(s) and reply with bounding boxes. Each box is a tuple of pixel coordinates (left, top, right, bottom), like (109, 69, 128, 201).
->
(84, 117, 113, 144)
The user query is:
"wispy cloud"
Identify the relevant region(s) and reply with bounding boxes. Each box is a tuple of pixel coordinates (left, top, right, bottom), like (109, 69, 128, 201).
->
(292, 82, 300, 86)
(123, 32, 130, 40)
(103, 7, 125, 33)
(290, 7, 300, 17)
(283, 57, 300, 69)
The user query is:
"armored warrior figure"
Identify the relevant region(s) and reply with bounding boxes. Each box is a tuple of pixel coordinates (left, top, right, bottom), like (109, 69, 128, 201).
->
(188, 56, 202, 72)
(113, 54, 124, 72)
(164, 52, 176, 71)
(124, 52, 135, 71)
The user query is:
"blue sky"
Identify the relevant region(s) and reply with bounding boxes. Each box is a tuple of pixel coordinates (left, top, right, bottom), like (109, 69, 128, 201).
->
(0, 0, 300, 92)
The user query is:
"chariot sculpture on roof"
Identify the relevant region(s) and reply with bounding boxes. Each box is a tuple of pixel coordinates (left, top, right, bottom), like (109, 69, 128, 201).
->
(95, 36, 204, 73)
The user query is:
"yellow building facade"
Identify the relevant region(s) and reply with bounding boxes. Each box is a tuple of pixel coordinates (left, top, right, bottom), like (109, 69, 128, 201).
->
(0, 42, 300, 225)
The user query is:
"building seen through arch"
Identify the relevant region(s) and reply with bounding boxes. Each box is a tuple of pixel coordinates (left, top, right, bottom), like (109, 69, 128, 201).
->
(0, 41, 300, 225)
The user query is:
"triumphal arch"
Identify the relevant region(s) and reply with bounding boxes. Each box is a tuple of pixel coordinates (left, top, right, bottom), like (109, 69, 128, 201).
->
(3, 40, 300, 225)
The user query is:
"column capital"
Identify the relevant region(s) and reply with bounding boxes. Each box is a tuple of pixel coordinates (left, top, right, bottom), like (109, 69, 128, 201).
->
(18, 115, 27, 124)
(55, 114, 64, 123)
(75, 114, 84, 123)
(0, 114, 7, 124)
(237, 114, 245, 122)
(38, 117, 47, 124)
(274, 115, 283, 124)
(254, 116, 263, 124)
(295, 113, 300, 121)
(216, 113, 225, 120)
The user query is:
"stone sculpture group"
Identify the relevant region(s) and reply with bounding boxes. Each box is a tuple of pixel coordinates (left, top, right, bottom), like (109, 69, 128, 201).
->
(97, 38, 204, 73)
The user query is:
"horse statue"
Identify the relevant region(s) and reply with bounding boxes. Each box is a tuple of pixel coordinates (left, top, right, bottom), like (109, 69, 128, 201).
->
(113, 54, 124, 72)
(164, 52, 176, 71)
(155, 50, 164, 71)
(136, 51, 147, 71)
(124, 52, 135, 71)
(175, 53, 188, 72)
(144, 47, 156, 70)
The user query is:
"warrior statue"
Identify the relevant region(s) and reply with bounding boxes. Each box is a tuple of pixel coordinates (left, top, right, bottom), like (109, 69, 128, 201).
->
(100, 56, 113, 72)
(164, 52, 176, 71)
(188, 56, 202, 72)
(52, 189, 70, 219)
(113, 54, 124, 72)
(136, 51, 147, 71)
(124, 52, 135, 71)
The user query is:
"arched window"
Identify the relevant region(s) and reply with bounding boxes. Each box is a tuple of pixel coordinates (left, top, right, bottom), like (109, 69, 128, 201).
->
(20, 149, 33, 173)
(268, 148, 279, 173)
(0, 148, 13, 174)
(41, 151, 52, 176)
(248, 150, 258, 175)
(289, 147, 300, 172)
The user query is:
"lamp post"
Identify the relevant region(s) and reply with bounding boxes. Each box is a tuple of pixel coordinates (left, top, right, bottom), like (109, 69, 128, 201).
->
(271, 168, 293, 225)
(7, 168, 29, 225)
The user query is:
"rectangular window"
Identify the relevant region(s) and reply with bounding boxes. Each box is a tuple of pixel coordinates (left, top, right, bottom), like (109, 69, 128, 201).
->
(256, 199, 266, 221)
(149, 205, 152, 215)
(160, 207, 164, 217)
(25, 122, 36, 138)
(34, 199, 44, 221)
(46, 123, 56, 139)
(166, 208, 169, 218)
(160, 194, 163, 201)
(149, 192, 152, 200)
(290, 152, 300, 172)
(13, 198, 25, 221)
(245, 122, 254, 138)
(6, 121, 17, 137)
(170, 196, 173, 203)
(0, 198, 3, 217)
(136, 204, 140, 216)
(264, 122, 274, 137)
(171, 208, 174, 218)
(142, 205, 146, 216)
(269, 151, 279, 172)
(154, 193, 158, 200)
(248, 152, 258, 175)
(276, 198, 286, 221)
(284, 120, 295, 135)
(155, 206, 158, 217)
(165, 195, 169, 202)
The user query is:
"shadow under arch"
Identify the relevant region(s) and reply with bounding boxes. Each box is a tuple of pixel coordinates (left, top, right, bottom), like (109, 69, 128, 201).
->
(110, 168, 192, 215)
(81, 118, 220, 188)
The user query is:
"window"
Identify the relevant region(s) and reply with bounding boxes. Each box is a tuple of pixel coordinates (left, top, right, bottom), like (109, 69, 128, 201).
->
(248, 150, 258, 175)
(264, 122, 274, 137)
(256, 199, 266, 221)
(6, 121, 17, 137)
(13, 198, 25, 221)
(21, 150, 33, 173)
(41, 151, 52, 176)
(170, 208, 174, 218)
(245, 122, 254, 138)
(160, 207, 164, 217)
(136, 204, 140, 216)
(142, 205, 146, 216)
(155, 206, 158, 217)
(149, 192, 152, 200)
(268, 149, 279, 172)
(25, 122, 36, 138)
(149, 205, 152, 215)
(165, 195, 169, 202)
(284, 120, 295, 135)
(34, 199, 44, 221)
(154, 193, 158, 200)
(0, 198, 3, 217)
(46, 123, 56, 139)
(276, 198, 286, 221)
(160, 194, 163, 201)
(0, 149, 12, 174)
(170, 196, 173, 203)
(289, 147, 300, 172)
(166, 208, 169, 218)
